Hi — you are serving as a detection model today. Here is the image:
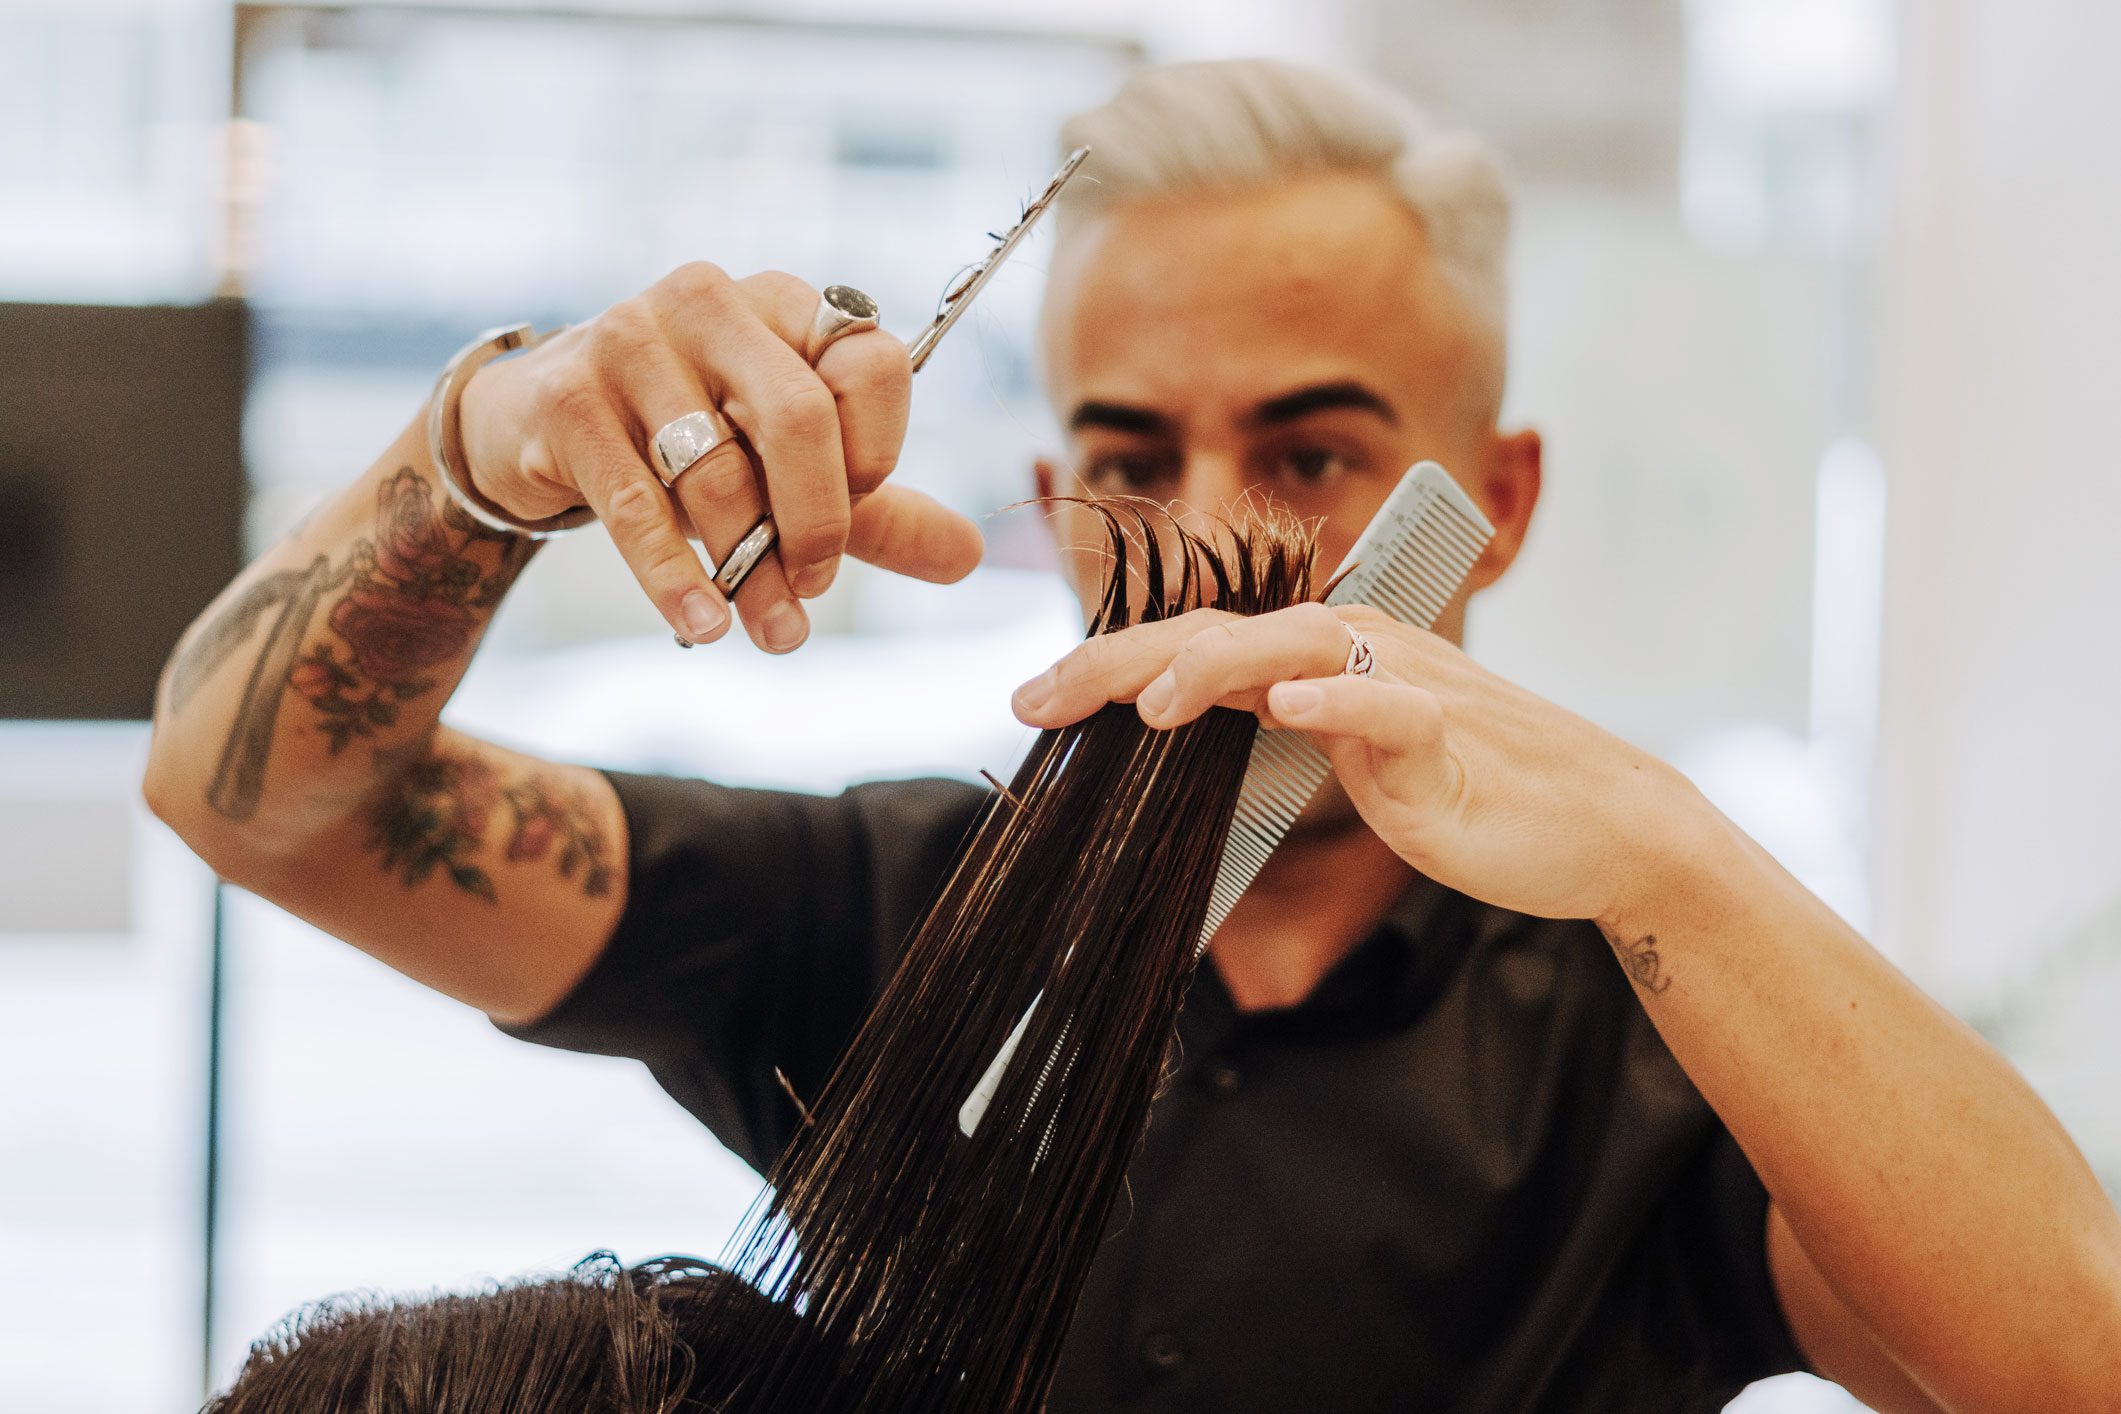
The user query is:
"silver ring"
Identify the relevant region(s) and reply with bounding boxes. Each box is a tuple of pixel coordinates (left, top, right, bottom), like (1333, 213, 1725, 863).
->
(807, 284, 879, 362)
(652, 409, 733, 488)
(1341, 621, 1376, 678)
(713, 515, 779, 597)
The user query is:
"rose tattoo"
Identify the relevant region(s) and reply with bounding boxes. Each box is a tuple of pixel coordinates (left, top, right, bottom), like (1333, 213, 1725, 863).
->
(291, 468, 521, 755)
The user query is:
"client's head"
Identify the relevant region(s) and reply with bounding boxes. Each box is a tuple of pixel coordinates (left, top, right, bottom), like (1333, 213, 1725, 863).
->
(204, 1253, 777, 1413)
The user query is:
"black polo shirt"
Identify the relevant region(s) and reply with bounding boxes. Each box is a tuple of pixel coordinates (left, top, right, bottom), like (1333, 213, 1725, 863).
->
(506, 770, 1806, 1412)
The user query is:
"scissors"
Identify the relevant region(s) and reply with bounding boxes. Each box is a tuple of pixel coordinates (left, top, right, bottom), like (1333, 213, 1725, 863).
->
(694, 146, 1090, 619)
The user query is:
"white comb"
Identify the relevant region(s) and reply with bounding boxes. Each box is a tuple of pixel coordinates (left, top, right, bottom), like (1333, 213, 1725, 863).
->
(958, 461, 1494, 1136)
(1195, 460, 1492, 946)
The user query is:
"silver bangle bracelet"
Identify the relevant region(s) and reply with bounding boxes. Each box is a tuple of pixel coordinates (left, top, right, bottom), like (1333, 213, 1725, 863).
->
(426, 322, 596, 539)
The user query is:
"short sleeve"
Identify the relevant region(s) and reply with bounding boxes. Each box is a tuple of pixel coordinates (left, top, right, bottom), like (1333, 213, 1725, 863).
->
(1531, 1116, 1808, 1411)
(499, 770, 985, 1172)
(1684, 1128, 1808, 1380)
(1627, 1125, 1811, 1401)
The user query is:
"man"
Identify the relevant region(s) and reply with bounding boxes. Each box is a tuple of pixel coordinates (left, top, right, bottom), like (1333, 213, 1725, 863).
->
(146, 59, 2121, 1412)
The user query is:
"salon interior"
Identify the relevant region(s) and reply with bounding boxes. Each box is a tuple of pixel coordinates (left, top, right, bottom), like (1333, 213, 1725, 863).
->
(3, 1, 2118, 1411)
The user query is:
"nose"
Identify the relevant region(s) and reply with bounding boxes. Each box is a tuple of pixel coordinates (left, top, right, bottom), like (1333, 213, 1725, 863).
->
(1166, 452, 1253, 535)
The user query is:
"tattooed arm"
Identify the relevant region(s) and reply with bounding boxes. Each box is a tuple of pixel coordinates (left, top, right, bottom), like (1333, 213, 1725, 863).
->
(146, 266, 977, 1022)
(145, 419, 623, 1020)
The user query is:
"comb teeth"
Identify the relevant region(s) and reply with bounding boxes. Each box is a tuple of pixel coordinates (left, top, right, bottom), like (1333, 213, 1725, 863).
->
(1195, 730, 1332, 942)
(1196, 462, 1492, 952)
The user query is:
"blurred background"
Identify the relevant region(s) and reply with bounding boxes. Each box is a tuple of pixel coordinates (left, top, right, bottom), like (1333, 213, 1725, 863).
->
(2, 1, 2116, 1409)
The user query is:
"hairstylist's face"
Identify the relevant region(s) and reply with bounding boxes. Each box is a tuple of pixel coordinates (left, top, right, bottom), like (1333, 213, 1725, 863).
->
(1035, 172, 1541, 645)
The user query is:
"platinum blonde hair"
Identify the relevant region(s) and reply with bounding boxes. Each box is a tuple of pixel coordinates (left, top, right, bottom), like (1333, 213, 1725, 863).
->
(1050, 58, 1513, 369)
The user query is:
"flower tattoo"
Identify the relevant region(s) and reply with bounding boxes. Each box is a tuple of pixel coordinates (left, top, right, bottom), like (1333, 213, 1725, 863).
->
(367, 749, 614, 902)
(289, 468, 524, 755)
(500, 775, 614, 897)
(368, 750, 503, 901)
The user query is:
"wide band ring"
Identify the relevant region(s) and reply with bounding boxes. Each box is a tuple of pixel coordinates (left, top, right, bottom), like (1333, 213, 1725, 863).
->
(652, 409, 734, 488)
(808, 284, 880, 362)
(1341, 621, 1377, 678)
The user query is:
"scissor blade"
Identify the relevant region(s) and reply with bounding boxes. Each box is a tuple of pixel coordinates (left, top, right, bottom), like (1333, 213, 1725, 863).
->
(907, 145, 1090, 371)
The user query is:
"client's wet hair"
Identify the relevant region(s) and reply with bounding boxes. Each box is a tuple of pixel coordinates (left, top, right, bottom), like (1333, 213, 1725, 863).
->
(205, 1253, 780, 1413)
(208, 502, 1322, 1414)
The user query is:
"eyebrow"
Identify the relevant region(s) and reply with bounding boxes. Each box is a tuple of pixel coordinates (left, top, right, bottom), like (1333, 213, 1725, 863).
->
(1248, 380, 1398, 428)
(1067, 401, 1173, 436)
(1067, 381, 1399, 439)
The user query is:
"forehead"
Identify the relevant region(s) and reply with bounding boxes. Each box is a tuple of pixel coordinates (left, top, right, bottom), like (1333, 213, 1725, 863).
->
(1041, 172, 1472, 421)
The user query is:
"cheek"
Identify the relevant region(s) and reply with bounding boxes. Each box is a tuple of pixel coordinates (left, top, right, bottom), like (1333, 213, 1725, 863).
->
(1311, 479, 1401, 582)
(1043, 502, 1112, 621)
(1318, 526, 1361, 582)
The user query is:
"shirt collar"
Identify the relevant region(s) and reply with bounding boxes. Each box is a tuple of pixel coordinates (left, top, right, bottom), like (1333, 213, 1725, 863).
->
(1185, 873, 1472, 1042)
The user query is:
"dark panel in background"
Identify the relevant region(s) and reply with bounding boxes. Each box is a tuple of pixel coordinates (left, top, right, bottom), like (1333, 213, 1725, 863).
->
(0, 301, 247, 720)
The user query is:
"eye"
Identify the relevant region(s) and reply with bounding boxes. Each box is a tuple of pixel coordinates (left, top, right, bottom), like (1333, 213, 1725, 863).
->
(1274, 445, 1350, 487)
(1082, 452, 1176, 493)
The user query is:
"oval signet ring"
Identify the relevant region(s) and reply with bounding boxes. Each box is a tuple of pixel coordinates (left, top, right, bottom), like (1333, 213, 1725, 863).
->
(808, 284, 880, 363)
(653, 409, 734, 488)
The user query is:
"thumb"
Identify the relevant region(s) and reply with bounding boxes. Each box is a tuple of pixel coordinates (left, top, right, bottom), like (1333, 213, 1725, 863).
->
(1266, 674, 1455, 802)
(846, 484, 984, 584)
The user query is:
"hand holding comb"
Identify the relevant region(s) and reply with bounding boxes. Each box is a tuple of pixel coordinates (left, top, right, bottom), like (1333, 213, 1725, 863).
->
(959, 461, 1495, 1135)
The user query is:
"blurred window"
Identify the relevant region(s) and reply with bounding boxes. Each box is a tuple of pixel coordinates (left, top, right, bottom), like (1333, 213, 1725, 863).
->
(0, 2, 228, 304)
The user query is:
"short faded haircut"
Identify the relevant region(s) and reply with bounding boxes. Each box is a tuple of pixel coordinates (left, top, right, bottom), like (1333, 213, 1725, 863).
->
(1049, 58, 1513, 401)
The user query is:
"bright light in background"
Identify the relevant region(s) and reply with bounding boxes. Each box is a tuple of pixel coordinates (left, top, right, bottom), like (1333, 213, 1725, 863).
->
(1809, 438, 1886, 812)
(1683, 437, 1887, 939)
(0, 1, 230, 304)
(1682, 0, 1895, 249)
(1689, 0, 1894, 109)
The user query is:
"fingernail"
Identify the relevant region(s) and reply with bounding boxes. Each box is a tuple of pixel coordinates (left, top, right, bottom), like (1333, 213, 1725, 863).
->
(1137, 673, 1175, 719)
(793, 563, 835, 598)
(681, 590, 727, 640)
(1014, 670, 1056, 714)
(1273, 682, 1324, 719)
(762, 601, 809, 653)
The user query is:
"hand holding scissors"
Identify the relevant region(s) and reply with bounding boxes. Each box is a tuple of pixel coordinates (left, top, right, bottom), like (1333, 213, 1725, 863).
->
(439, 148, 1089, 653)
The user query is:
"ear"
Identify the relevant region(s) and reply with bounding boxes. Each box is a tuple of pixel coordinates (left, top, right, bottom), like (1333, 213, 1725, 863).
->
(1464, 426, 1542, 592)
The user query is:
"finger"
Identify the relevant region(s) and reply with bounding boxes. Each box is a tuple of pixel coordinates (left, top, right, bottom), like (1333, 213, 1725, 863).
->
(550, 396, 730, 644)
(845, 485, 984, 583)
(734, 273, 910, 500)
(812, 327, 911, 498)
(1011, 610, 1235, 727)
(620, 362, 810, 653)
(582, 301, 808, 653)
(817, 331, 911, 499)
(682, 450, 812, 655)
(1266, 674, 1455, 804)
(737, 273, 913, 581)
(647, 265, 850, 600)
(1133, 601, 1352, 728)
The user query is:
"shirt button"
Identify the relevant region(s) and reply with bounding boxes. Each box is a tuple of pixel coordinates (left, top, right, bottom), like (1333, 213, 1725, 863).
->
(1142, 1331, 1188, 1373)
(1201, 1061, 1242, 1094)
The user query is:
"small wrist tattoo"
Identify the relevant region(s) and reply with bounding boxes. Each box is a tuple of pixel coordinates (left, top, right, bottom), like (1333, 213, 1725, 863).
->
(1606, 929, 1673, 995)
